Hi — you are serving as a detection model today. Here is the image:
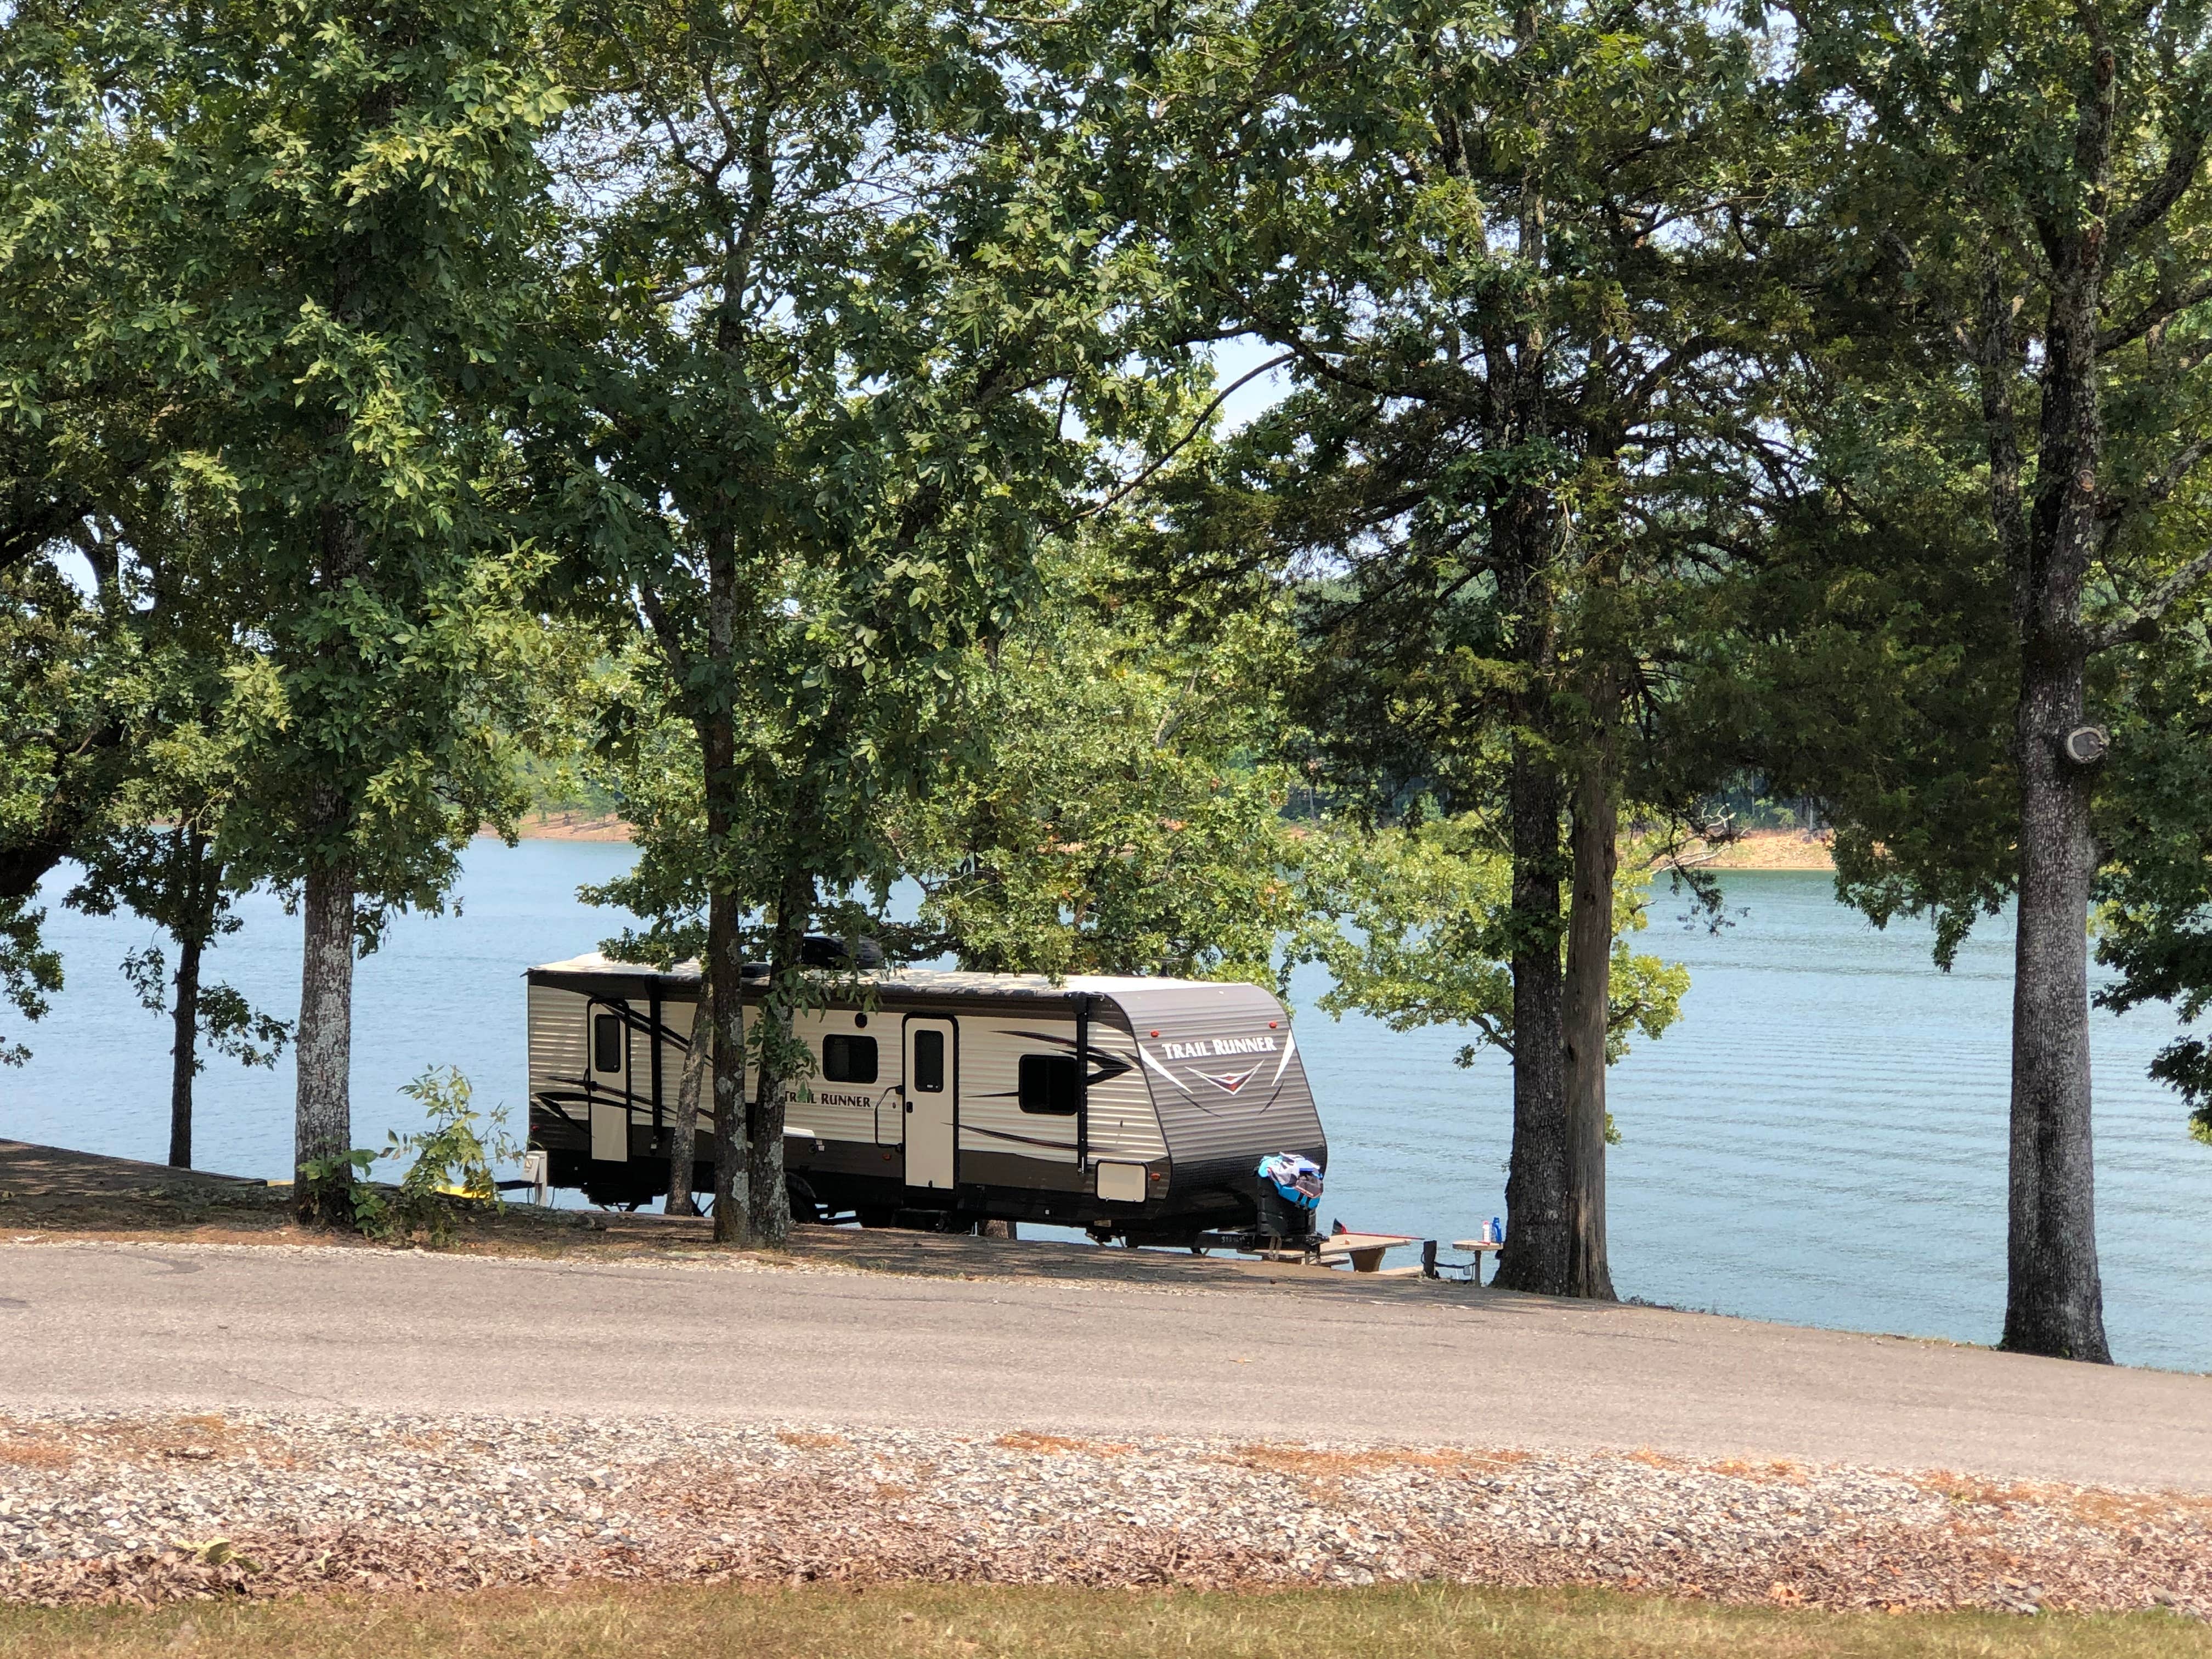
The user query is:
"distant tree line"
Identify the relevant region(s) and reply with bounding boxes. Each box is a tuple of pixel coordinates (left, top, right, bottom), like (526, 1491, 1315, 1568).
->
(7, 0, 2212, 1362)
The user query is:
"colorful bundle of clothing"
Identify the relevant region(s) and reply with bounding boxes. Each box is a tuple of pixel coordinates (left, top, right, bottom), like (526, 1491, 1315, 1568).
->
(1256, 1152, 1324, 1210)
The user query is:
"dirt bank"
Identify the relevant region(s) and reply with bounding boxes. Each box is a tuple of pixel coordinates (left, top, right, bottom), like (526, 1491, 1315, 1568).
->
(484, 809, 632, 842)
(1657, 828, 1835, 871)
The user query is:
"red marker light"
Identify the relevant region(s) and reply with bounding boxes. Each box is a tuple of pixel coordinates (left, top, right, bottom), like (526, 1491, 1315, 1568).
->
(1149, 1030, 1159, 1037)
(1268, 1021, 1278, 1029)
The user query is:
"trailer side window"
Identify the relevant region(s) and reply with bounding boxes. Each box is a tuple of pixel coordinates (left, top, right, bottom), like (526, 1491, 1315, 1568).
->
(592, 1012, 623, 1075)
(912, 1029, 945, 1093)
(1018, 1053, 1081, 1115)
(822, 1034, 878, 1083)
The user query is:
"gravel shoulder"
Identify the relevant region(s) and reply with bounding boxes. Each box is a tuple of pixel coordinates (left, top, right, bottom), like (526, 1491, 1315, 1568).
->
(0, 1409, 2204, 1618)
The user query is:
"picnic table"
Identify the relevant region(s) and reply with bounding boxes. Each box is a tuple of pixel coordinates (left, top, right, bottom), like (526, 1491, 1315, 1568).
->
(1191, 1227, 1427, 1273)
(1190, 1227, 1493, 1280)
(1446, 1238, 1505, 1286)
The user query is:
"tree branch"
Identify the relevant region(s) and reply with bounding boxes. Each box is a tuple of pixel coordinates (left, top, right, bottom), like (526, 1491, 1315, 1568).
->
(2102, 432, 2212, 523)
(2099, 274, 2212, 352)
(1049, 353, 1295, 532)
(2089, 545, 2212, 650)
(637, 582, 692, 684)
(2111, 126, 2208, 252)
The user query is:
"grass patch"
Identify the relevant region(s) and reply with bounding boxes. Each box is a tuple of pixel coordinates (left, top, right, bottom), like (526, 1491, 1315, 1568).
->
(0, 1582, 2202, 1659)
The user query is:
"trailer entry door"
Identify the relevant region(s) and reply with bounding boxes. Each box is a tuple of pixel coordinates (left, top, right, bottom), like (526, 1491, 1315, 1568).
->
(586, 1001, 630, 1164)
(902, 1017, 957, 1191)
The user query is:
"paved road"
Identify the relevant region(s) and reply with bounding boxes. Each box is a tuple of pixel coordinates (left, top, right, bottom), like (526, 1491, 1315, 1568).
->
(5, 1241, 2208, 1490)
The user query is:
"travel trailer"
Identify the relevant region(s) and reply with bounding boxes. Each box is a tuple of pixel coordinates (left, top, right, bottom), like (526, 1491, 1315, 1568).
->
(524, 952, 1328, 1243)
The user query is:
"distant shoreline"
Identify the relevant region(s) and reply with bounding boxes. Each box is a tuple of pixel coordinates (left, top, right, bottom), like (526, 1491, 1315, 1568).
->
(488, 810, 634, 843)
(484, 817, 1838, 868)
(1664, 828, 1835, 872)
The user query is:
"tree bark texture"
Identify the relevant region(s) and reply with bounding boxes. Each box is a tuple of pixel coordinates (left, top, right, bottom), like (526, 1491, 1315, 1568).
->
(693, 512, 755, 1245)
(1561, 708, 1618, 1302)
(747, 863, 812, 1249)
(707, 887, 751, 1244)
(293, 857, 355, 1218)
(1999, 236, 2110, 1359)
(1482, 65, 1576, 1295)
(2004, 657, 2108, 1359)
(168, 932, 201, 1170)
(1493, 738, 1568, 1293)
(295, 427, 366, 1220)
(665, 975, 707, 1217)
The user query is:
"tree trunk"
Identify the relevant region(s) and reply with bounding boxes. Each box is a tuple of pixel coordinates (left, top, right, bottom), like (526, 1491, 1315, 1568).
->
(707, 887, 751, 1244)
(1483, 58, 1571, 1295)
(2002, 652, 2111, 1360)
(689, 508, 755, 1245)
(747, 863, 812, 1248)
(665, 971, 707, 1217)
(1991, 174, 2111, 1360)
(168, 932, 201, 1170)
(297, 448, 366, 1222)
(1493, 737, 1570, 1294)
(1561, 707, 1618, 1302)
(294, 857, 354, 1220)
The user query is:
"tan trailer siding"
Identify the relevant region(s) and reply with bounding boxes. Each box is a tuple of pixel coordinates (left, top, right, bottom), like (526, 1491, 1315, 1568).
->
(527, 983, 592, 1109)
(1080, 1025, 1168, 1163)
(951, 1015, 1166, 1165)
(786, 1008, 898, 1144)
(958, 1013, 1069, 1163)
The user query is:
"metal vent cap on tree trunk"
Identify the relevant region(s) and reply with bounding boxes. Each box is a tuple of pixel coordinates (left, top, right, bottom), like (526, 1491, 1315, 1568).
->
(2063, 725, 2110, 765)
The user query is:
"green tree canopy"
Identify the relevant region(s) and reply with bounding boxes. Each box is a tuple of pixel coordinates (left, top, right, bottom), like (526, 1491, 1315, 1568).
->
(1112, 0, 1775, 1295)
(901, 534, 1309, 989)
(1693, 0, 2212, 1359)
(539, 0, 1178, 1243)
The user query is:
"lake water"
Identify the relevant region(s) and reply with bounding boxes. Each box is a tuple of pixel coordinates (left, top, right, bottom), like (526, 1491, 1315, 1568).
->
(5, 842, 2209, 1371)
